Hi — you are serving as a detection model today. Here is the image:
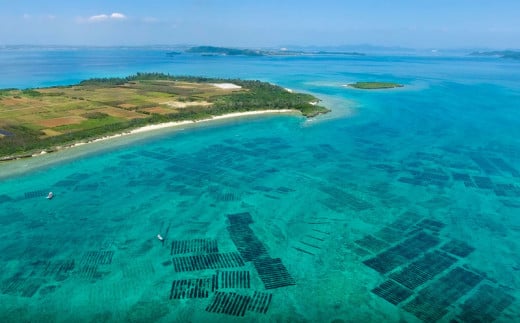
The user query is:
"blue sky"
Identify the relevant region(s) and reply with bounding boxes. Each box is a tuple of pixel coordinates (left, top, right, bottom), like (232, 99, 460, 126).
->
(1, 0, 518, 49)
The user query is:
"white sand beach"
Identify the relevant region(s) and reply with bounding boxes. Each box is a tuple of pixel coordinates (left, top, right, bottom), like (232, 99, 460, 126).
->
(0, 109, 299, 178)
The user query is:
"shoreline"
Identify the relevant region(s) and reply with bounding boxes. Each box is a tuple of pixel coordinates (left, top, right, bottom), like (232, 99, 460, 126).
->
(66, 109, 298, 150)
(0, 109, 299, 178)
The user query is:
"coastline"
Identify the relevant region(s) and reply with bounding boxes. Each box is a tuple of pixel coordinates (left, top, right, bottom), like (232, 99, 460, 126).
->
(0, 109, 299, 178)
(66, 109, 298, 149)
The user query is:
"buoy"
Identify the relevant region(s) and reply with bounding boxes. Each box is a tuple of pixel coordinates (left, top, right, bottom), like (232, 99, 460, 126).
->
(157, 234, 164, 241)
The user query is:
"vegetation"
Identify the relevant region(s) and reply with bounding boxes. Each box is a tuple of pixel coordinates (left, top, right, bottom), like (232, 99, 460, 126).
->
(348, 82, 403, 89)
(184, 46, 365, 57)
(0, 73, 329, 159)
(186, 46, 264, 56)
(469, 50, 520, 60)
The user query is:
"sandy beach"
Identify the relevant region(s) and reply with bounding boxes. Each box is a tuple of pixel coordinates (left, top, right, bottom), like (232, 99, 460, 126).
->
(80, 109, 296, 144)
(0, 109, 299, 178)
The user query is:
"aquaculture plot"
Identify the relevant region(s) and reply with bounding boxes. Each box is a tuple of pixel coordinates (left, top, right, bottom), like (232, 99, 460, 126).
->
(398, 169, 451, 187)
(494, 183, 520, 197)
(402, 267, 483, 322)
(205, 291, 274, 317)
(387, 211, 423, 232)
(373, 227, 405, 244)
(171, 252, 245, 272)
(371, 280, 413, 305)
(81, 251, 114, 265)
(227, 212, 254, 226)
(215, 270, 251, 289)
(1, 258, 77, 298)
(226, 212, 296, 290)
(31, 259, 75, 281)
(227, 225, 268, 261)
(457, 284, 516, 322)
(0, 273, 44, 298)
(414, 219, 445, 233)
(363, 231, 440, 274)
(470, 154, 500, 175)
(77, 251, 114, 280)
(170, 239, 218, 255)
(205, 291, 251, 317)
(247, 291, 273, 314)
(319, 186, 372, 211)
(355, 235, 390, 254)
(389, 251, 457, 290)
(169, 278, 213, 299)
(440, 239, 475, 258)
(253, 257, 296, 290)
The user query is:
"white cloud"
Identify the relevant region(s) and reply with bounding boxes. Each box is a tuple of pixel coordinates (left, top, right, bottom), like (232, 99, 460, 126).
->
(88, 12, 127, 22)
(110, 13, 126, 19)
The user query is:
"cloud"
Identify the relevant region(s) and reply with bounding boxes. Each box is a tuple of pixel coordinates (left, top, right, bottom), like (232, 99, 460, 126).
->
(110, 13, 126, 19)
(88, 12, 127, 22)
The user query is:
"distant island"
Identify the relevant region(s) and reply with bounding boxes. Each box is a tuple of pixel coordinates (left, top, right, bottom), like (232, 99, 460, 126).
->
(177, 46, 365, 57)
(186, 46, 264, 56)
(347, 82, 403, 89)
(469, 50, 520, 60)
(0, 73, 329, 159)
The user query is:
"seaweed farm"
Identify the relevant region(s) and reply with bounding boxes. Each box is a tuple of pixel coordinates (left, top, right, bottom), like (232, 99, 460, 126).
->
(1, 49, 520, 321)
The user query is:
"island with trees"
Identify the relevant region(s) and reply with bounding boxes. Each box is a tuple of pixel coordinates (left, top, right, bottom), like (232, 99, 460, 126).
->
(0, 73, 329, 159)
(178, 46, 366, 57)
(469, 50, 520, 60)
(347, 82, 403, 89)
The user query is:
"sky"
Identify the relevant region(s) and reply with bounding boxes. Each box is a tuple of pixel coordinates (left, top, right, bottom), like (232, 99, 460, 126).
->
(0, 0, 519, 49)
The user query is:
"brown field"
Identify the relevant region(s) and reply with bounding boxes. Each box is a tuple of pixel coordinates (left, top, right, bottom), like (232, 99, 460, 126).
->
(0, 80, 241, 136)
(38, 116, 86, 128)
(40, 129, 63, 137)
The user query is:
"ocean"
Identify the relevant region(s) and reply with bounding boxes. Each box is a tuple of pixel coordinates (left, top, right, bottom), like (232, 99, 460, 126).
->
(0, 47, 519, 322)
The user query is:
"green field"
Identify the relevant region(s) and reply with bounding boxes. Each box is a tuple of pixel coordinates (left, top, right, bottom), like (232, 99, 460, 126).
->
(348, 82, 403, 89)
(0, 73, 329, 159)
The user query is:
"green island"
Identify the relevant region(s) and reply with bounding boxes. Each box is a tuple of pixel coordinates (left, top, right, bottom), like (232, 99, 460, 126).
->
(469, 50, 520, 60)
(0, 73, 329, 159)
(348, 82, 404, 89)
(182, 46, 365, 57)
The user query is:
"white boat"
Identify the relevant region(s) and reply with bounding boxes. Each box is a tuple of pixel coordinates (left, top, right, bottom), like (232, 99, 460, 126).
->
(157, 234, 164, 241)
(46, 192, 54, 200)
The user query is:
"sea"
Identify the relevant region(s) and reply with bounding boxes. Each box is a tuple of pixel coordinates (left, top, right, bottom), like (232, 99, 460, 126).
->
(0, 47, 519, 322)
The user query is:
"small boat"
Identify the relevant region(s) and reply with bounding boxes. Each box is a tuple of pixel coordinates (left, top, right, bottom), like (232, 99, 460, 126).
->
(46, 192, 54, 200)
(157, 234, 164, 241)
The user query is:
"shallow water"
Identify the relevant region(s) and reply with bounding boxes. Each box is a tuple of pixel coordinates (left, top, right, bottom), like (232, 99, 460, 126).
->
(0, 48, 519, 322)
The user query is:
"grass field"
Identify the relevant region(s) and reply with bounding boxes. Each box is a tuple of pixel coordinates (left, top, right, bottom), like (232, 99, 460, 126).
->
(0, 73, 329, 158)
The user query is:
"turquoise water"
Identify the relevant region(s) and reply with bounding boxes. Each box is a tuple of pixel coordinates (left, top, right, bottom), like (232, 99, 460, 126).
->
(1, 48, 519, 322)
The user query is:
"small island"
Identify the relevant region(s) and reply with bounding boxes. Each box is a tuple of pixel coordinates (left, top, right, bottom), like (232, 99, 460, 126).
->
(0, 73, 329, 159)
(347, 82, 403, 89)
(181, 46, 366, 57)
(469, 50, 520, 60)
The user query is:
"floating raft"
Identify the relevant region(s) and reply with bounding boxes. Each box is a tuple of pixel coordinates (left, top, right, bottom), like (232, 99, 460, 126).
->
(171, 252, 245, 272)
(205, 291, 251, 317)
(170, 278, 213, 299)
(170, 239, 218, 255)
(226, 212, 296, 290)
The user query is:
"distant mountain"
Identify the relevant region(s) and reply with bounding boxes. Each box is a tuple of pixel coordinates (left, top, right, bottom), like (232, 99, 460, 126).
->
(469, 50, 520, 60)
